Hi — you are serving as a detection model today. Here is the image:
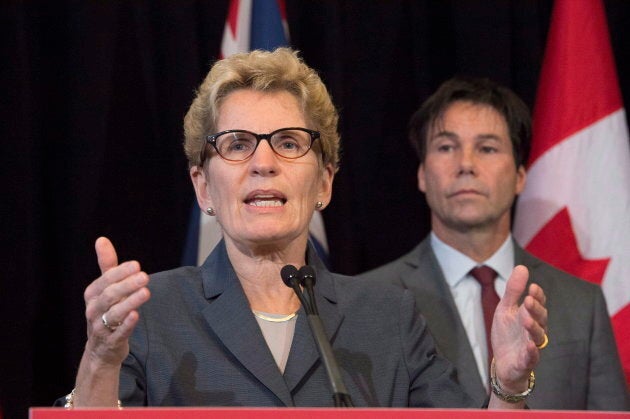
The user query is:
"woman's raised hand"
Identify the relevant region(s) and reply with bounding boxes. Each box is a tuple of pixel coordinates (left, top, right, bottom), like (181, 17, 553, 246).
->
(72, 237, 151, 407)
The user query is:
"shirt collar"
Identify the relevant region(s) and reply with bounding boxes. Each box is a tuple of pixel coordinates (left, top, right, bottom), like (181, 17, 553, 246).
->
(431, 232, 514, 287)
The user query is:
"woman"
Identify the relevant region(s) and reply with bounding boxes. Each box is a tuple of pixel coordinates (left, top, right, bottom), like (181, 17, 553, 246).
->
(64, 48, 547, 408)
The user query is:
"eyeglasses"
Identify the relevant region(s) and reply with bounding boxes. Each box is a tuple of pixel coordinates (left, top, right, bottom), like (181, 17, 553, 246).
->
(203, 127, 320, 162)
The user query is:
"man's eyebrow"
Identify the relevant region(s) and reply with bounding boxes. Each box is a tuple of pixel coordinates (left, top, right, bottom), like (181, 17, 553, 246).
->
(430, 130, 458, 141)
(429, 131, 505, 144)
(475, 133, 502, 141)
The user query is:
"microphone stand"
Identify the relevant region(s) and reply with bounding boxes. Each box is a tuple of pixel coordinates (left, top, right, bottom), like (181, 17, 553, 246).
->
(281, 265, 354, 407)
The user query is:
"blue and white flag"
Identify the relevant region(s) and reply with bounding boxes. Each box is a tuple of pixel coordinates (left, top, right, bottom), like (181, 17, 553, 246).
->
(182, 0, 329, 266)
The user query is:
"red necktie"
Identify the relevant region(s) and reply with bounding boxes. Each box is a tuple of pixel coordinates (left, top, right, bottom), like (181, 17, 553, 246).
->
(470, 265, 499, 375)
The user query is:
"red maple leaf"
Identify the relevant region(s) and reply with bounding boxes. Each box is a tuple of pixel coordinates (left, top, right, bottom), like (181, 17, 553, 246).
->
(525, 207, 610, 285)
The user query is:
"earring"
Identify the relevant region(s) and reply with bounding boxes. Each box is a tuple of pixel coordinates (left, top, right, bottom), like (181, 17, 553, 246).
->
(315, 201, 324, 209)
(206, 207, 216, 216)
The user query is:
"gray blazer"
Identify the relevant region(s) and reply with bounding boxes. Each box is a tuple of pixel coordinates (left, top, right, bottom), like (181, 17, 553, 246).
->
(359, 237, 630, 410)
(118, 241, 476, 407)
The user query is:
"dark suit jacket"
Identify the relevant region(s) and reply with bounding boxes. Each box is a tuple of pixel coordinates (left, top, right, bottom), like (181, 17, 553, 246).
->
(118, 241, 476, 407)
(358, 237, 630, 410)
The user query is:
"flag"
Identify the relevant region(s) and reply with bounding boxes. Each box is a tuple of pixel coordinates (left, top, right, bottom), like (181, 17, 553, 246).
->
(513, 0, 630, 384)
(182, 0, 329, 266)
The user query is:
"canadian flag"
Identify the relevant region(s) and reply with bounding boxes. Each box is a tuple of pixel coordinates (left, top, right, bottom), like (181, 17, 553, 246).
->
(514, 0, 630, 384)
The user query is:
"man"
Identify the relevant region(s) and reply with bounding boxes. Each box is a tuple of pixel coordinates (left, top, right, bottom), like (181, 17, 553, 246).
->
(359, 77, 629, 410)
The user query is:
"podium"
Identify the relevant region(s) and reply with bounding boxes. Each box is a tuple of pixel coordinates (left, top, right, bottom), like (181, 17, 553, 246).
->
(29, 408, 630, 419)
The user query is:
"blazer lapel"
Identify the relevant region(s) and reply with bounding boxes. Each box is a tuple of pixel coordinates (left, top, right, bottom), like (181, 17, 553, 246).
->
(513, 240, 541, 287)
(401, 238, 487, 404)
(199, 242, 294, 406)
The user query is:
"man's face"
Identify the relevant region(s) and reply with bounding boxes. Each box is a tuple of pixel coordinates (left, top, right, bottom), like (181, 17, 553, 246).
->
(418, 100, 526, 234)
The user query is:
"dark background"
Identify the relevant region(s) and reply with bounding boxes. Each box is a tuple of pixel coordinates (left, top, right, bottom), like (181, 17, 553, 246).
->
(2, 1, 629, 418)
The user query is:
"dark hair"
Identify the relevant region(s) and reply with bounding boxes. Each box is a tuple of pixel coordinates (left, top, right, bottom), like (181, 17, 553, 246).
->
(408, 77, 531, 166)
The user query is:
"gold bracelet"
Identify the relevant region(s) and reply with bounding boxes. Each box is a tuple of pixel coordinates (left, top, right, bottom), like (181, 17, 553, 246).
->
(64, 388, 122, 409)
(490, 358, 535, 403)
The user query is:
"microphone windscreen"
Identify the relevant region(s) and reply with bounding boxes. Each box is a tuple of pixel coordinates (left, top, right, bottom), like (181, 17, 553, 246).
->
(298, 265, 316, 285)
(280, 264, 299, 287)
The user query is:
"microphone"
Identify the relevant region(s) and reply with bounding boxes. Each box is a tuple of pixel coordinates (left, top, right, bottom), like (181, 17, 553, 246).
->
(298, 265, 318, 315)
(280, 265, 310, 310)
(280, 264, 300, 288)
(281, 264, 354, 407)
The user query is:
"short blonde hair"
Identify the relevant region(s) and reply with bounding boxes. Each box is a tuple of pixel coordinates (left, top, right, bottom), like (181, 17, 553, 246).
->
(183, 48, 340, 170)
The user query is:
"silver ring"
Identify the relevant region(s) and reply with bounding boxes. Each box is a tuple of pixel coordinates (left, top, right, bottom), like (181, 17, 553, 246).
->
(101, 313, 121, 332)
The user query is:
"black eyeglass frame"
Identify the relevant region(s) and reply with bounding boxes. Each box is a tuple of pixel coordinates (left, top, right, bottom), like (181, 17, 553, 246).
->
(202, 127, 321, 163)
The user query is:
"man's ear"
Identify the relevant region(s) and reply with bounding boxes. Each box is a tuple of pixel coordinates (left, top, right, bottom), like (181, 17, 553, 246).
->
(417, 163, 427, 193)
(515, 164, 527, 195)
(189, 165, 214, 210)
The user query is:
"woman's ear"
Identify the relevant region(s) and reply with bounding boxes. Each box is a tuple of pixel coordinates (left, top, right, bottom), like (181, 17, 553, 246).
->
(316, 163, 335, 208)
(189, 165, 214, 211)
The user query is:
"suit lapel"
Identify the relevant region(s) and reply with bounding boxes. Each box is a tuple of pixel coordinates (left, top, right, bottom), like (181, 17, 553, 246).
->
(199, 242, 294, 406)
(513, 240, 543, 299)
(401, 238, 487, 404)
(513, 241, 540, 282)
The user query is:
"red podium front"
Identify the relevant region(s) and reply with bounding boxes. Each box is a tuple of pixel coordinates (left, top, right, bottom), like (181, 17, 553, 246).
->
(29, 408, 630, 419)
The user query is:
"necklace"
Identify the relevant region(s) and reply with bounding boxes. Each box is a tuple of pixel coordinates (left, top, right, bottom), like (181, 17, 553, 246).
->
(252, 310, 297, 323)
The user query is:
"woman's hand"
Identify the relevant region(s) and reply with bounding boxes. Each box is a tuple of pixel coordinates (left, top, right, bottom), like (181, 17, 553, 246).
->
(84, 237, 151, 365)
(73, 237, 151, 407)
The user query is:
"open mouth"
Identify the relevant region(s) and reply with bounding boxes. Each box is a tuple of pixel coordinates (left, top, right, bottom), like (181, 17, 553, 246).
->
(245, 193, 287, 207)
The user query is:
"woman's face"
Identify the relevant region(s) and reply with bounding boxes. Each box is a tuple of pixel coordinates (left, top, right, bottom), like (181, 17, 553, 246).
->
(190, 89, 334, 251)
